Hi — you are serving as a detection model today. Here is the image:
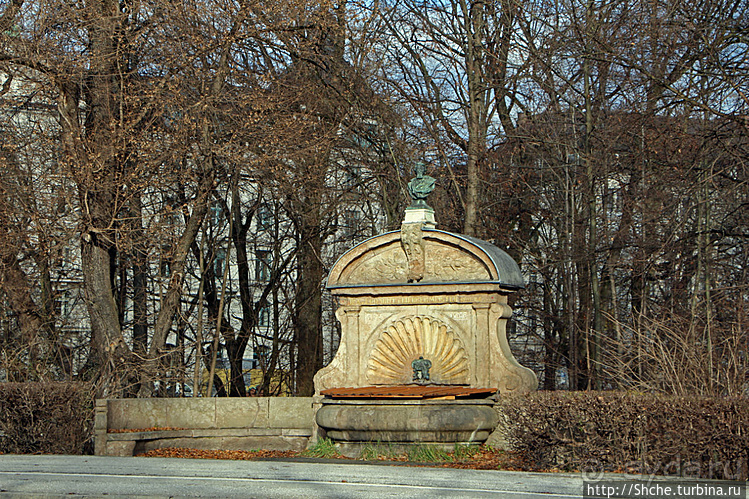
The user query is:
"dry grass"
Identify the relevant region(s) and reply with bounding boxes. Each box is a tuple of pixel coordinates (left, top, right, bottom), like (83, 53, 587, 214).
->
(135, 445, 525, 470)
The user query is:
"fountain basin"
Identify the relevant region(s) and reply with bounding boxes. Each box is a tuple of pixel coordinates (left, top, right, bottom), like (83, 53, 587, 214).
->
(316, 398, 498, 457)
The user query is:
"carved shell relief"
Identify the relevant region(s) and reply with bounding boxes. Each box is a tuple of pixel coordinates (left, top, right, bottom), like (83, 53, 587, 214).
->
(367, 316, 470, 385)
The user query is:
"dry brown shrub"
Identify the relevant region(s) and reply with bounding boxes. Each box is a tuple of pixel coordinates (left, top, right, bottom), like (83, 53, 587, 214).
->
(498, 391, 749, 480)
(0, 382, 94, 455)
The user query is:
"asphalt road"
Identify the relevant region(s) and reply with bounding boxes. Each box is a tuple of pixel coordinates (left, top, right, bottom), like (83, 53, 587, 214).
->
(0, 454, 586, 498)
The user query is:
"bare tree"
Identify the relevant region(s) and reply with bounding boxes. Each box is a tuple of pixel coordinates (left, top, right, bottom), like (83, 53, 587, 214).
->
(373, 0, 527, 236)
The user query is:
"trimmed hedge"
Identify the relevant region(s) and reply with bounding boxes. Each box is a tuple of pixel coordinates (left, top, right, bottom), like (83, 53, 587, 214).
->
(0, 382, 94, 454)
(497, 391, 749, 480)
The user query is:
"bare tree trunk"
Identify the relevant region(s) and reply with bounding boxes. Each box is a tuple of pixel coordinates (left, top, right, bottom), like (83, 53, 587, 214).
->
(147, 175, 213, 359)
(582, 24, 602, 390)
(462, 0, 488, 236)
(294, 202, 324, 396)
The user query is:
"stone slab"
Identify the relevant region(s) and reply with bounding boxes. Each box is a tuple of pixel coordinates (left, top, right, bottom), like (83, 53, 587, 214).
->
(282, 428, 314, 437)
(215, 397, 269, 428)
(268, 398, 314, 428)
(107, 429, 195, 440)
(164, 398, 216, 429)
(107, 399, 168, 430)
(106, 440, 136, 457)
(96, 397, 316, 456)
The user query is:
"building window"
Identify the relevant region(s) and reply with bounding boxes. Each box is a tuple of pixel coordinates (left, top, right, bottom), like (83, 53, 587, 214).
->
(210, 202, 223, 228)
(344, 209, 360, 237)
(257, 203, 272, 230)
(214, 248, 226, 277)
(160, 256, 171, 278)
(54, 291, 70, 318)
(255, 250, 271, 282)
(258, 306, 270, 328)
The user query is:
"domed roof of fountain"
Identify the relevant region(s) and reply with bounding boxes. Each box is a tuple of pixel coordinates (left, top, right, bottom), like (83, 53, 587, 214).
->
(326, 228, 524, 290)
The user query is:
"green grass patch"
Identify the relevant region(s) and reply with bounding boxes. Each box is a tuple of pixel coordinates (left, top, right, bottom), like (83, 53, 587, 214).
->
(406, 444, 452, 463)
(301, 437, 340, 459)
(359, 441, 399, 461)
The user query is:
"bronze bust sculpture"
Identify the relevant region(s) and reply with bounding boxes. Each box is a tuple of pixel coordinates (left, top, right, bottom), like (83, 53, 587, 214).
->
(407, 161, 436, 209)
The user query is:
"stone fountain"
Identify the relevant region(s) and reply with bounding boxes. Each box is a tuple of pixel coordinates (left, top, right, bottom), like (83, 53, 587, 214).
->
(314, 163, 537, 456)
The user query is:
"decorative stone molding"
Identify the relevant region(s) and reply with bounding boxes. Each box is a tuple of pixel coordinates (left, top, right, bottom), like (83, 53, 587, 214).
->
(400, 223, 426, 282)
(328, 230, 525, 288)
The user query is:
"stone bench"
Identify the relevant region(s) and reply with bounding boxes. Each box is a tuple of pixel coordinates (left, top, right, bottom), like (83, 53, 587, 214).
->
(95, 397, 315, 457)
